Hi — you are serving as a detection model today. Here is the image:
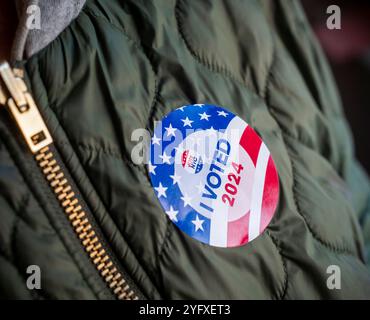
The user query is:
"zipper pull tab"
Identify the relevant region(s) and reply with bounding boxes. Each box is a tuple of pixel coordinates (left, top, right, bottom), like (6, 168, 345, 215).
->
(0, 61, 53, 153)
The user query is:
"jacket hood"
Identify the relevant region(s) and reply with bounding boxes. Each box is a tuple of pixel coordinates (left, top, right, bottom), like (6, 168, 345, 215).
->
(11, 0, 85, 61)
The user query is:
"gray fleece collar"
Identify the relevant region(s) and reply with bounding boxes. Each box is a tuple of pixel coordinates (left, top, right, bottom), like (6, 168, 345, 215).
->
(12, 0, 86, 61)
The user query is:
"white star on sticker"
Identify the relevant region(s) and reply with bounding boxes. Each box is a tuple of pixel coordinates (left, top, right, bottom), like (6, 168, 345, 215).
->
(194, 104, 204, 108)
(166, 206, 178, 222)
(148, 163, 156, 175)
(217, 110, 228, 117)
(165, 123, 177, 137)
(207, 126, 218, 136)
(192, 215, 205, 232)
(180, 193, 192, 207)
(159, 151, 171, 164)
(199, 112, 211, 121)
(196, 182, 204, 194)
(181, 117, 194, 128)
(154, 183, 167, 198)
(178, 106, 185, 112)
(169, 173, 181, 185)
(152, 134, 161, 145)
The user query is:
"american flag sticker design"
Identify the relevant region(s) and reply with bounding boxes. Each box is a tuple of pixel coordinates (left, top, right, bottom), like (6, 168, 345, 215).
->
(148, 104, 279, 247)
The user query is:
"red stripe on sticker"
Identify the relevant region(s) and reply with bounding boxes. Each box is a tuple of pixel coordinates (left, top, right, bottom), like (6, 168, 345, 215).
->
(259, 156, 279, 234)
(227, 211, 250, 247)
(240, 126, 262, 166)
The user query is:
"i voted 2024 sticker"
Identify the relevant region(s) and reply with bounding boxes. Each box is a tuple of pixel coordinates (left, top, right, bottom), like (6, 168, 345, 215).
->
(148, 104, 279, 248)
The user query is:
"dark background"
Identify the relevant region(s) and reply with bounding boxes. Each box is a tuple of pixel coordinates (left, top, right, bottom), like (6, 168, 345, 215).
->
(302, 0, 370, 174)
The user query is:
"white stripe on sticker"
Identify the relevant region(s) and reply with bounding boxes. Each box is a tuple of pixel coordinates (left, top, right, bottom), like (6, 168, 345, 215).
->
(248, 143, 270, 241)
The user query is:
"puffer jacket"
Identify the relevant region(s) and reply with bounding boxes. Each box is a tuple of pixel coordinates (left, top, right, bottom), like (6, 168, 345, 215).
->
(0, 0, 370, 299)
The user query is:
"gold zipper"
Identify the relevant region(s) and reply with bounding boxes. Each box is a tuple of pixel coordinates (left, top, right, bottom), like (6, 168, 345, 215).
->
(0, 62, 139, 300)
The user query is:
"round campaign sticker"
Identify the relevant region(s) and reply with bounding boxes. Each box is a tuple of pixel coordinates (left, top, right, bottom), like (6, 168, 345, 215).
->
(148, 104, 279, 247)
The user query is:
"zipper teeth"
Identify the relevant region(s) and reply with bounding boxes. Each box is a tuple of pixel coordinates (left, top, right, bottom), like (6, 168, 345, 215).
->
(35, 146, 139, 300)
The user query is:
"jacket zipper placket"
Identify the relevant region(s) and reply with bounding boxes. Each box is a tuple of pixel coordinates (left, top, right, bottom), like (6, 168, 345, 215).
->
(0, 61, 139, 300)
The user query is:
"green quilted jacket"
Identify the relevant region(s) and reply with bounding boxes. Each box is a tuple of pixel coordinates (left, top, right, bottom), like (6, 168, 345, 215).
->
(0, 0, 370, 299)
